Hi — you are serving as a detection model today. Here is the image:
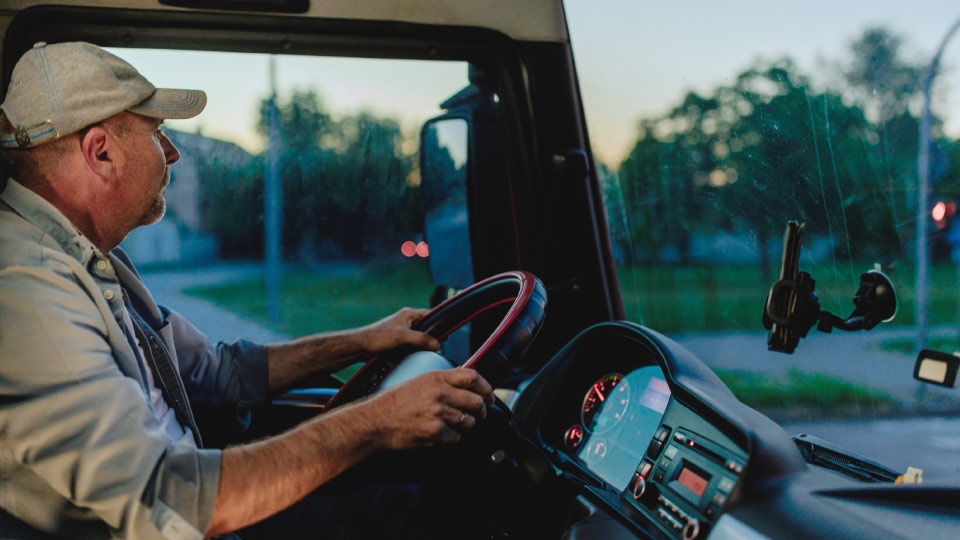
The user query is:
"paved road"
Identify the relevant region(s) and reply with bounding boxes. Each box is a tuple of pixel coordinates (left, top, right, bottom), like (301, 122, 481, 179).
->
(140, 262, 289, 344)
(675, 327, 960, 408)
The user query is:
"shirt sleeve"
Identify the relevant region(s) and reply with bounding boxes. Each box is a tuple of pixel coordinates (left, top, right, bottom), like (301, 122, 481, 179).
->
(162, 306, 269, 411)
(0, 265, 221, 540)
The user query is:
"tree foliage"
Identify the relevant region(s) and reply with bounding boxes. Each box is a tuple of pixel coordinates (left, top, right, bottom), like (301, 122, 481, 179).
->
(612, 27, 951, 276)
(199, 90, 421, 260)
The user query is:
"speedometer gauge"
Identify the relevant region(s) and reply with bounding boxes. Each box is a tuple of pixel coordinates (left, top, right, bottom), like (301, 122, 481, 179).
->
(581, 373, 630, 433)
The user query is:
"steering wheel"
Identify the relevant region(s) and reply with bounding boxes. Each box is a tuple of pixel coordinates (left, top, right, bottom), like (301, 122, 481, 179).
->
(323, 271, 547, 410)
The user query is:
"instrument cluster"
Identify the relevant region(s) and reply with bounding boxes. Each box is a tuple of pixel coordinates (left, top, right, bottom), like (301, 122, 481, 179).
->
(560, 366, 671, 491)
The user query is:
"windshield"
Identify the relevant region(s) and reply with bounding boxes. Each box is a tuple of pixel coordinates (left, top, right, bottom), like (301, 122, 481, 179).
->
(566, 1, 960, 480)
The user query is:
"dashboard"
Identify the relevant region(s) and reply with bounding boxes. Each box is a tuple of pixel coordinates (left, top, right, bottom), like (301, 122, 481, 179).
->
(501, 321, 960, 540)
(513, 322, 750, 540)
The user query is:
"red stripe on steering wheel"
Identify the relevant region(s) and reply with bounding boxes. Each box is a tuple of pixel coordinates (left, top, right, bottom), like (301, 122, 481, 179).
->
(435, 297, 516, 341)
(460, 271, 537, 370)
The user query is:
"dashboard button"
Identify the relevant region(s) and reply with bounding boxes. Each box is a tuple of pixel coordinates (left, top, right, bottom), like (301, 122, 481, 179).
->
(725, 458, 744, 474)
(704, 503, 720, 519)
(637, 461, 654, 479)
(717, 476, 735, 494)
(664, 444, 679, 460)
(712, 493, 727, 506)
(632, 474, 646, 500)
(654, 467, 666, 482)
(682, 518, 700, 540)
(647, 439, 663, 458)
(656, 426, 671, 442)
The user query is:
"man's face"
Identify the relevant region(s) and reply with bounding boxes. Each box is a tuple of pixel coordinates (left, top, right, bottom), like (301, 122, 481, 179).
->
(110, 112, 181, 227)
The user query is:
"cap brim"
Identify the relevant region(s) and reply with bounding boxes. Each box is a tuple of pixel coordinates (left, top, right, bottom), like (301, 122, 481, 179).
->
(128, 88, 206, 120)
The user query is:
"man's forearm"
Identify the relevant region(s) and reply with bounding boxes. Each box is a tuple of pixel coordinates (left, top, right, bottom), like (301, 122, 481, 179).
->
(264, 308, 440, 392)
(206, 368, 494, 536)
(265, 330, 367, 392)
(206, 399, 381, 536)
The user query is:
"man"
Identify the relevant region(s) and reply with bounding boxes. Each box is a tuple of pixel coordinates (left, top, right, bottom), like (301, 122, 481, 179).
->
(0, 41, 493, 539)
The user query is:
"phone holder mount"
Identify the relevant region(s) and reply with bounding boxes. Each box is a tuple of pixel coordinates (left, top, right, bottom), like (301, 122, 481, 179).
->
(762, 222, 898, 354)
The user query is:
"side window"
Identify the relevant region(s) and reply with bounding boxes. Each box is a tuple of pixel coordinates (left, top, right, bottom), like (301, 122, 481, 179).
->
(116, 49, 470, 363)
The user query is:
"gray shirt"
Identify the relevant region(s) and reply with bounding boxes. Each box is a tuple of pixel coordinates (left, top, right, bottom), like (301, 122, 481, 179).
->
(120, 304, 194, 446)
(0, 178, 269, 539)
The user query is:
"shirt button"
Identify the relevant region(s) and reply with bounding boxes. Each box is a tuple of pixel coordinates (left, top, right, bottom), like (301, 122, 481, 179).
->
(96, 259, 109, 271)
(104, 289, 115, 301)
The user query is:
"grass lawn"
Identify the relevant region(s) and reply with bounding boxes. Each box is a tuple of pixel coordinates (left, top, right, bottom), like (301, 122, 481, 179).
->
(183, 260, 434, 337)
(879, 336, 960, 354)
(714, 369, 897, 416)
(617, 262, 960, 334)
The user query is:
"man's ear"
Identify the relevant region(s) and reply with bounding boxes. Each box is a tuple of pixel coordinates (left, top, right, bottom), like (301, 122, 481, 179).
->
(79, 125, 117, 183)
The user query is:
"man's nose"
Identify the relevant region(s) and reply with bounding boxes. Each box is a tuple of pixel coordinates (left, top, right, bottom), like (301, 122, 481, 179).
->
(160, 133, 181, 165)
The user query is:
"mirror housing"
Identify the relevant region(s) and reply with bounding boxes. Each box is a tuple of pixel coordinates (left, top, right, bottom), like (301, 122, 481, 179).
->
(914, 349, 960, 388)
(420, 116, 474, 290)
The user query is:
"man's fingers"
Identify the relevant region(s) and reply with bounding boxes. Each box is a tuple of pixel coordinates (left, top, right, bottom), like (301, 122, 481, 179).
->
(440, 387, 488, 420)
(402, 307, 431, 325)
(444, 368, 495, 404)
(440, 406, 476, 430)
(408, 329, 441, 351)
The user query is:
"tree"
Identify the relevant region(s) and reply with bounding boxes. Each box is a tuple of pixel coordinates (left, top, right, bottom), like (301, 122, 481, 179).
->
(843, 27, 921, 124)
(615, 54, 915, 281)
(198, 89, 421, 261)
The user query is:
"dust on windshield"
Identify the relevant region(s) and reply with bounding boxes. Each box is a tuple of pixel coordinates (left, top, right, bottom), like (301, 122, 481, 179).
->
(566, 1, 960, 479)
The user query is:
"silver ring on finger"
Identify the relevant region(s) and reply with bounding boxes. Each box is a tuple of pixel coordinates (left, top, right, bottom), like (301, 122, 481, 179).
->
(459, 411, 467, 425)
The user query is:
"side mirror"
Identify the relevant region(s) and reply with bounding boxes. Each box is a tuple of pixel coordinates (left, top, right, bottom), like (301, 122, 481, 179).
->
(419, 116, 475, 290)
(914, 349, 960, 388)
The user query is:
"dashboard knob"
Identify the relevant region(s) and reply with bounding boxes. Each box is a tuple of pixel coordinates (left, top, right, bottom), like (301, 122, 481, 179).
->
(632, 473, 646, 500)
(682, 518, 700, 540)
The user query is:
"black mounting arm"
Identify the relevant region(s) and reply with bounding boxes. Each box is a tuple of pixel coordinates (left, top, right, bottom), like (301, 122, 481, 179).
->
(762, 222, 898, 354)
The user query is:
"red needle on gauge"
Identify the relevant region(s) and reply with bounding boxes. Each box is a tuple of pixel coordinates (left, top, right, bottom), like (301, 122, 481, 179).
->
(592, 383, 605, 402)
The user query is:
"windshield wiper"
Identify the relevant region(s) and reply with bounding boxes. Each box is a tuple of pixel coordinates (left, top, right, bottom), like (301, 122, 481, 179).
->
(793, 434, 900, 483)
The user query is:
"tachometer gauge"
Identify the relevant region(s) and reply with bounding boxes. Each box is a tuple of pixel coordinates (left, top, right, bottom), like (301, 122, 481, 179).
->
(581, 372, 630, 434)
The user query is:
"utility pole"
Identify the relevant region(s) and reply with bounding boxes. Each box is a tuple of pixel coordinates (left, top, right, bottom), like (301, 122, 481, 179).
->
(916, 17, 960, 351)
(265, 56, 283, 324)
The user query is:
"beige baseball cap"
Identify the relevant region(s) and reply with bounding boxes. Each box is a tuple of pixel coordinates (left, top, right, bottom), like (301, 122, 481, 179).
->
(1, 41, 206, 149)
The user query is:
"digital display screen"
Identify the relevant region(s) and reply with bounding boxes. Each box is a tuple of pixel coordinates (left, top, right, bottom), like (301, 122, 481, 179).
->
(677, 467, 709, 498)
(638, 376, 670, 413)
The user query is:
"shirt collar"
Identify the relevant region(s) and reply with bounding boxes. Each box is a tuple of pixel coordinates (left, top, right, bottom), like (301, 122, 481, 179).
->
(0, 177, 103, 268)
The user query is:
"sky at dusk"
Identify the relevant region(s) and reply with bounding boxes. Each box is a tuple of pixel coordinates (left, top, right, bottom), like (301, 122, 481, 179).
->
(113, 0, 960, 168)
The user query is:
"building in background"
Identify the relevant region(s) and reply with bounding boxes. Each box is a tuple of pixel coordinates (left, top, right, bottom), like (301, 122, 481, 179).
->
(121, 130, 253, 266)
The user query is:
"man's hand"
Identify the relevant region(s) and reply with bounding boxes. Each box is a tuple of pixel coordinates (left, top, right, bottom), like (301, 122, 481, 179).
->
(367, 368, 495, 449)
(265, 307, 440, 392)
(358, 307, 441, 355)
(209, 367, 494, 535)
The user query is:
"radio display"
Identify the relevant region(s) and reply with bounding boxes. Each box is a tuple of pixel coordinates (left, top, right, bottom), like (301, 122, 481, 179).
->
(677, 466, 709, 498)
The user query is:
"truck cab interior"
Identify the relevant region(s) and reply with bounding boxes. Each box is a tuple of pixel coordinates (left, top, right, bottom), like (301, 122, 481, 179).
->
(3, 1, 960, 539)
